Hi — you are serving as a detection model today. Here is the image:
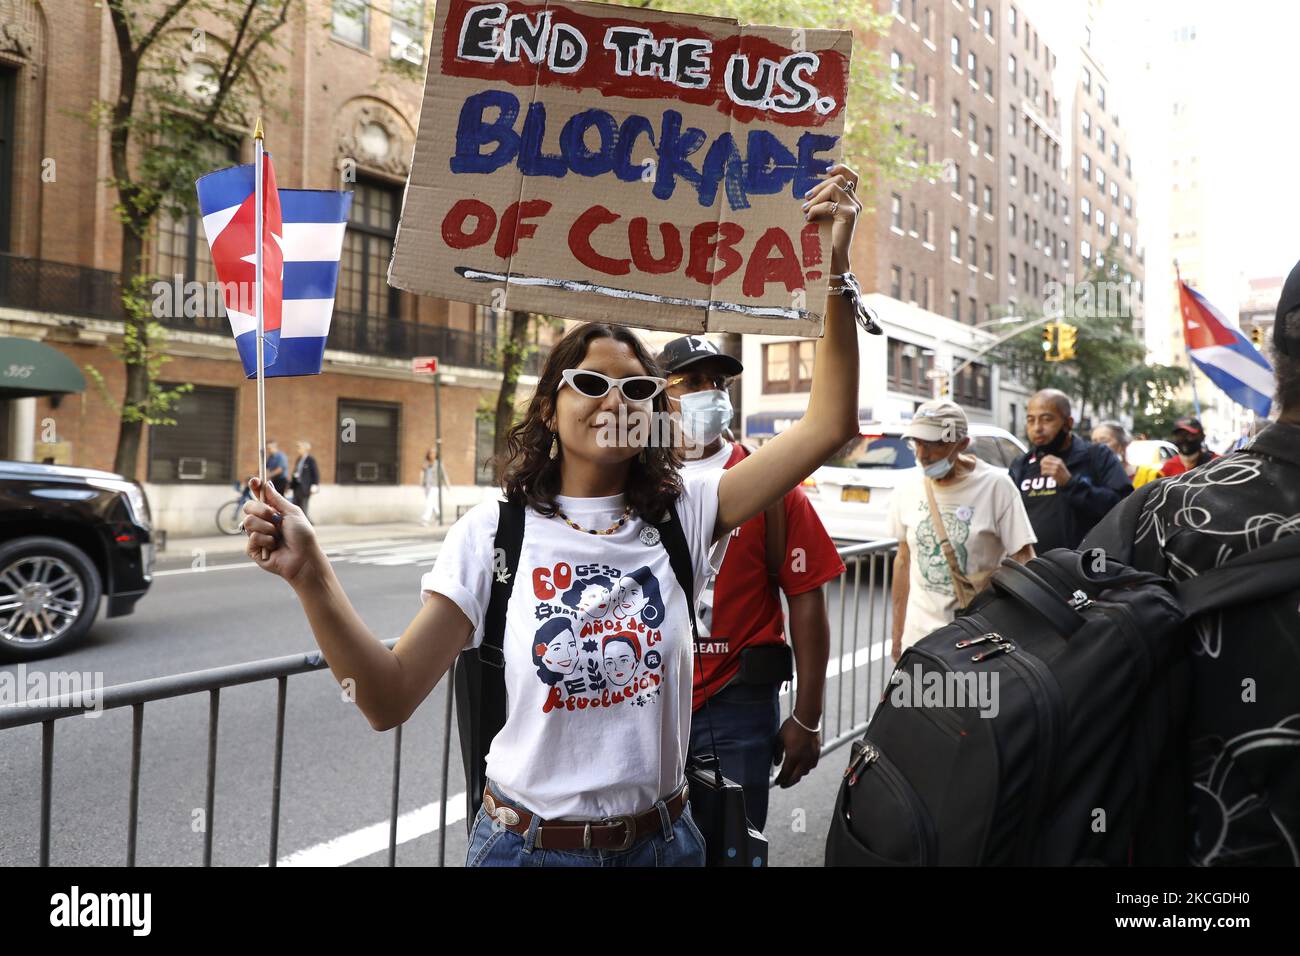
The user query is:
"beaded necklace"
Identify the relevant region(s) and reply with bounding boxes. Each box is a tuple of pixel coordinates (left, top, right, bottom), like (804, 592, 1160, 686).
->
(554, 504, 632, 535)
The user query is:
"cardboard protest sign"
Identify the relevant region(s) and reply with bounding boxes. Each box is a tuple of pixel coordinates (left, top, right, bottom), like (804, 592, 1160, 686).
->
(389, 0, 852, 336)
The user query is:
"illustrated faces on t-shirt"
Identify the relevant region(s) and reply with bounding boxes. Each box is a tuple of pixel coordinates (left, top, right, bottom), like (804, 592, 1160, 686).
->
(533, 560, 670, 712)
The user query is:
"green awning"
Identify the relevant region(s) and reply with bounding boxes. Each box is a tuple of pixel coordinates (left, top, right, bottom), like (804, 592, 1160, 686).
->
(0, 337, 87, 398)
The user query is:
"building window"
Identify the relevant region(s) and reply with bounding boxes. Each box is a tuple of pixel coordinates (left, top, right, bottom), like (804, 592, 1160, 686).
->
(888, 338, 933, 397)
(1010, 154, 1017, 180)
(1110, 181, 1119, 203)
(336, 400, 400, 484)
(954, 362, 992, 409)
(475, 414, 495, 485)
(1082, 67, 1091, 93)
(951, 99, 961, 132)
(1009, 253, 1017, 282)
(950, 227, 961, 260)
(951, 35, 961, 69)
(0, 67, 13, 252)
(968, 111, 977, 141)
(1081, 196, 1091, 218)
(1009, 202, 1017, 235)
(922, 276, 931, 310)
(1010, 5, 1017, 35)
(968, 296, 977, 325)
(968, 173, 977, 204)
(908, 271, 917, 303)
(951, 161, 961, 196)
(923, 209, 932, 243)
(1082, 110, 1091, 133)
(1123, 193, 1132, 214)
(983, 242, 993, 274)
(984, 7, 993, 35)
(147, 384, 236, 483)
(968, 51, 977, 81)
(925, 73, 933, 103)
(1081, 239, 1091, 262)
(1008, 53, 1017, 80)
(891, 50, 904, 87)
(332, 0, 369, 47)
(1098, 84, 1106, 109)
(390, 0, 425, 63)
(909, 201, 918, 234)
(950, 291, 960, 321)
(1081, 153, 1091, 176)
(983, 124, 993, 154)
(154, 137, 239, 324)
(1097, 126, 1105, 150)
(891, 265, 903, 298)
(968, 234, 976, 263)
(891, 193, 903, 229)
(1126, 154, 1133, 178)
(982, 184, 992, 214)
(1097, 166, 1106, 188)
(337, 178, 403, 351)
(762, 341, 815, 394)
(924, 6, 932, 41)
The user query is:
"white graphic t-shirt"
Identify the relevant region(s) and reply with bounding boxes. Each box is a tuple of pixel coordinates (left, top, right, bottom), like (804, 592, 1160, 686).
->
(419, 470, 728, 821)
(887, 458, 1036, 649)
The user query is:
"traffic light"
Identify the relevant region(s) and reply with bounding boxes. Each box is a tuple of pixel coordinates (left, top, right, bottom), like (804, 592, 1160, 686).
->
(1250, 326, 1264, 348)
(1056, 323, 1078, 361)
(1042, 322, 1059, 361)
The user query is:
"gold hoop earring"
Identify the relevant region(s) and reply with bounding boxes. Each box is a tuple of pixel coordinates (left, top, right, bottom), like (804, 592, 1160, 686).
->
(548, 432, 558, 460)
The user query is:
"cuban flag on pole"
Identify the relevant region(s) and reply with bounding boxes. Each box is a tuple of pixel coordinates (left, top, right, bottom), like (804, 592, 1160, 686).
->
(1178, 280, 1274, 418)
(196, 157, 351, 377)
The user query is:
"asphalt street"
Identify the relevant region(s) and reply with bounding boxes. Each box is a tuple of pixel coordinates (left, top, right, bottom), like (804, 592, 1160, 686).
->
(0, 531, 895, 867)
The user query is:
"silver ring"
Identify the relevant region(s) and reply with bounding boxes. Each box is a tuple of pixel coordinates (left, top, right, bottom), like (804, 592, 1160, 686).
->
(845, 179, 856, 194)
(830, 200, 839, 216)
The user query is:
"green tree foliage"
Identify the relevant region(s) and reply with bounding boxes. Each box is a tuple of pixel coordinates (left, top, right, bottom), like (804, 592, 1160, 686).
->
(95, 0, 294, 478)
(992, 240, 1186, 426)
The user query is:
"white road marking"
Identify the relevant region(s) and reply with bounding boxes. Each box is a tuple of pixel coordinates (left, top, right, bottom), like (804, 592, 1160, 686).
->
(269, 794, 468, 867)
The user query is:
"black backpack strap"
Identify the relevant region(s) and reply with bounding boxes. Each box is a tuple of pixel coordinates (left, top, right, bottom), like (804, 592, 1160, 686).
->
(455, 499, 525, 831)
(1175, 532, 1300, 617)
(653, 503, 699, 642)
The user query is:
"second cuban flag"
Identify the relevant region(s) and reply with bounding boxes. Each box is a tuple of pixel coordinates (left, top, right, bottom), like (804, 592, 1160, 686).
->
(196, 156, 352, 378)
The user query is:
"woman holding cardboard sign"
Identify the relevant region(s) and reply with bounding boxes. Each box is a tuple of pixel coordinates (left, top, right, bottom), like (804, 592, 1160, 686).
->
(240, 163, 865, 867)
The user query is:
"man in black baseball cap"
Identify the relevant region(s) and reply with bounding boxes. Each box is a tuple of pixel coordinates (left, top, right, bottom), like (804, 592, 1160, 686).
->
(655, 333, 840, 853)
(1159, 415, 1218, 478)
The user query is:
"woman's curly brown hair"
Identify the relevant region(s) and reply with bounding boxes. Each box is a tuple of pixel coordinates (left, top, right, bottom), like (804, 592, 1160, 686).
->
(500, 322, 684, 520)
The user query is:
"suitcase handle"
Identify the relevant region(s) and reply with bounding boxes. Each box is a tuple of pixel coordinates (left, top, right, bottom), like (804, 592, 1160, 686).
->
(990, 559, 1088, 638)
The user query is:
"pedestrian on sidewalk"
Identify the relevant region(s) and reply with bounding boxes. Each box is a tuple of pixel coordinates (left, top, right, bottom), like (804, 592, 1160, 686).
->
(657, 333, 842, 845)
(1159, 416, 1219, 477)
(889, 400, 1036, 661)
(266, 440, 289, 497)
(290, 440, 320, 519)
(1091, 420, 1161, 489)
(238, 163, 865, 867)
(419, 448, 440, 526)
(1008, 389, 1132, 553)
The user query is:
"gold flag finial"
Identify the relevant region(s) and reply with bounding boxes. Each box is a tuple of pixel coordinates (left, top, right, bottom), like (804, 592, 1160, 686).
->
(253, 116, 264, 141)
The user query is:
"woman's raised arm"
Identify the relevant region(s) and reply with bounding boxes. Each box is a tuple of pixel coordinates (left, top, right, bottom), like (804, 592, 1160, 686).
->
(242, 477, 471, 731)
(714, 164, 863, 542)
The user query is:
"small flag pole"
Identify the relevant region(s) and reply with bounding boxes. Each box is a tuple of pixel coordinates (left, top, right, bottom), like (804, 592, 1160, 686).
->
(254, 117, 268, 560)
(1174, 259, 1202, 419)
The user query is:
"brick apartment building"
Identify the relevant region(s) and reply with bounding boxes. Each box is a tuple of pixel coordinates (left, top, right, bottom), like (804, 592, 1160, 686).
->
(0, 0, 556, 532)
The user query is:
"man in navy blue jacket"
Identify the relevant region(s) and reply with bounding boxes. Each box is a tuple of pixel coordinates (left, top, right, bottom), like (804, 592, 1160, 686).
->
(1008, 389, 1132, 553)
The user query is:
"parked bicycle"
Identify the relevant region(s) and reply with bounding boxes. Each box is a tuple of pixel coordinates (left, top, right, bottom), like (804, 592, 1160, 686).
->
(215, 480, 254, 535)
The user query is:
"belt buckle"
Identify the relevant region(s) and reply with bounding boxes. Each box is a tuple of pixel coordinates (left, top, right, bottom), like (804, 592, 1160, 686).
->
(604, 814, 636, 851)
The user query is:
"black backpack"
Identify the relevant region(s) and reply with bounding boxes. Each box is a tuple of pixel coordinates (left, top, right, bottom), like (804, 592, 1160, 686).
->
(453, 499, 699, 831)
(825, 489, 1300, 866)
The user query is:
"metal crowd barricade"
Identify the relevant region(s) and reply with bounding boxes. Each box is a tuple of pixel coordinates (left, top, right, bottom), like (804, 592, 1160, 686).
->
(0, 539, 897, 867)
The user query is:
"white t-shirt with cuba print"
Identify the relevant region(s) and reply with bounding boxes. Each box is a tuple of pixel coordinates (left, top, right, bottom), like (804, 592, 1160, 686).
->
(419, 470, 728, 821)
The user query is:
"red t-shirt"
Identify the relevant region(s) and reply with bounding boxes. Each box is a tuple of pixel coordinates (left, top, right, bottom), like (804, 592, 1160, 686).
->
(1160, 450, 1218, 477)
(689, 442, 845, 710)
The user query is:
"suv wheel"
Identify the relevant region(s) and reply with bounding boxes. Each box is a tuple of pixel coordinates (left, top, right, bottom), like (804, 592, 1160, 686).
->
(0, 536, 103, 662)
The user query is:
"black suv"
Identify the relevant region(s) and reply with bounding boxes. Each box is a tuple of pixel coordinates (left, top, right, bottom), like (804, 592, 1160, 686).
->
(0, 460, 154, 660)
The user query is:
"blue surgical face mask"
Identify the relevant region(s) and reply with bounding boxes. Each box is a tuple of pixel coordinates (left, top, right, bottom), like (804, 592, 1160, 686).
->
(923, 454, 956, 479)
(678, 389, 733, 445)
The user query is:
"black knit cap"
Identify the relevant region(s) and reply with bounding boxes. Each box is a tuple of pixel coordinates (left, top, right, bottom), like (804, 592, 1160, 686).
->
(1275, 258, 1300, 357)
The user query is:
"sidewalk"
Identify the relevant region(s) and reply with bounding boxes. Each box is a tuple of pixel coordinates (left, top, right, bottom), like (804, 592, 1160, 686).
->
(158, 520, 452, 558)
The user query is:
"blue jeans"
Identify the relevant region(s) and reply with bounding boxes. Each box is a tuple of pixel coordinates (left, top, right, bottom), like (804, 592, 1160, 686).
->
(687, 680, 782, 842)
(465, 782, 706, 867)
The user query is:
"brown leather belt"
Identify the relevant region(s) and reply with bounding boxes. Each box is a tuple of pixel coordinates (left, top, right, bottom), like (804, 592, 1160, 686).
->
(482, 782, 690, 851)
